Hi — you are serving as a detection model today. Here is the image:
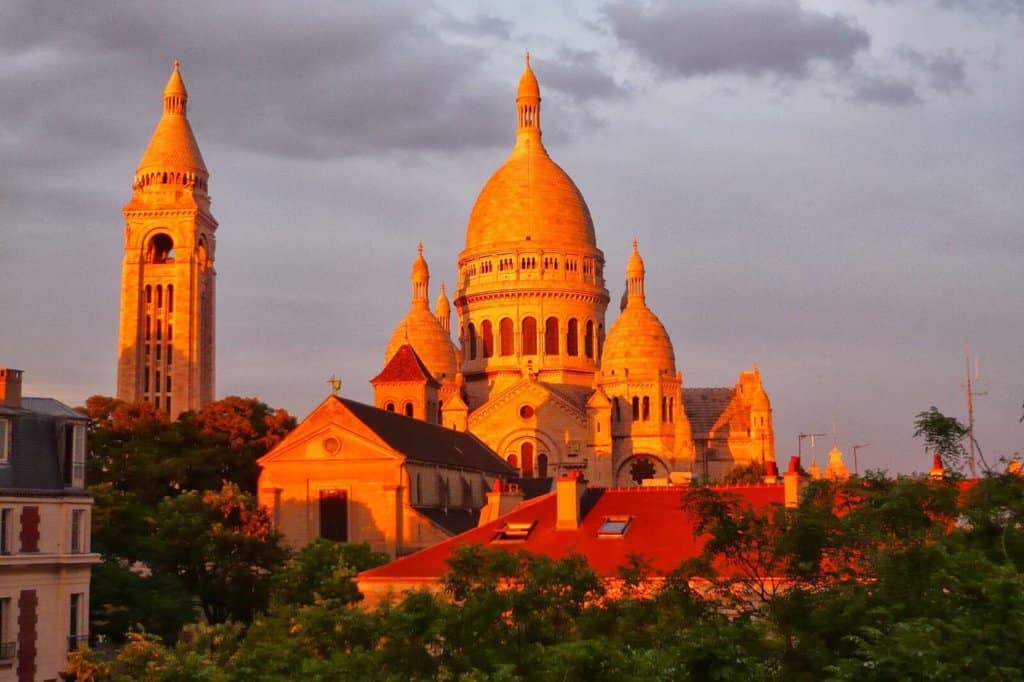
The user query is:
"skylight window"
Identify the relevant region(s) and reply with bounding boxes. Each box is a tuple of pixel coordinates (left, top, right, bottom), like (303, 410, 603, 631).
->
(492, 520, 537, 542)
(597, 516, 631, 537)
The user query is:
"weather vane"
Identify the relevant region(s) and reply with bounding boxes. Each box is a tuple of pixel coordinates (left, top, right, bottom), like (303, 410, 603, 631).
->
(327, 374, 342, 396)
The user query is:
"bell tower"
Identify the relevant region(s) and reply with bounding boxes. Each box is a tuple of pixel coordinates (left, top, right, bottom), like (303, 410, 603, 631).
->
(116, 61, 217, 417)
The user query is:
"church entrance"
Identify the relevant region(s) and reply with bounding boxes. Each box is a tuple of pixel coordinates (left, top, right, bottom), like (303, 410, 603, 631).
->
(319, 489, 348, 541)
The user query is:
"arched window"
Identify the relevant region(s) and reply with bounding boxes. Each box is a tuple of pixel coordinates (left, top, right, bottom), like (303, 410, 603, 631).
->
(632, 396, 640, 421)
(499, 317, 514, 356)
(167, 285, 174, 313)
(661, 396, 668, 422)
(545, 317, 559, 355)
(669, 398, 674, 423)
(385, 402, 395, 412)
(404, 402, 414, 417)
(467, 323, 477, 360)
(566, 319, 579, 357)
(521, 443, 535, 479)
(507, 454, 518, 469)
(584, 320, 594, 359)
(145, 285, 152, 304)
(642, 396, 651, 421)
(481, 321, 494, 358)
(521, 317, 537, 355)
(147, 234, 175, 264)
(537, 453, 548, 478)
(613, 397, 621, 422)
(156, 285, 162, 308)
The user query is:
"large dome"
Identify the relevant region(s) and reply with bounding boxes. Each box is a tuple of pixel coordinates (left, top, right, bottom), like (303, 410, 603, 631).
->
(601, 305, 676, 377)
(384, 307, 459, 381)
(465, 138, 596, 252)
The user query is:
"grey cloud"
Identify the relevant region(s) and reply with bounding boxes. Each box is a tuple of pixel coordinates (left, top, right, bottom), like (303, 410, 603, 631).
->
(533, 48, 626, 101)
(603, 0, 870, 79)
(439, 13, 514, 39)
(847, 74, 922, 105)
(937, 0, 1024, 18)
(896, 47, 968, 93)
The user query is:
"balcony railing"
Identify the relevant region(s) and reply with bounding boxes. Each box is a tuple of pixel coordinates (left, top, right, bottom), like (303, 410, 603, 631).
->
(0, 641, 16, 660)
(66, 635, 89, 652)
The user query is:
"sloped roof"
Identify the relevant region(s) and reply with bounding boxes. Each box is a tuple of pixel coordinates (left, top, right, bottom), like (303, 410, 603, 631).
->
(372, 344, 440, 387)
(337, 397, 513, 475)
(359, 483, 785, 582)
(682, 387, 734, 437)
(414, 507, 481, 537)
(0, 397, 89, 494)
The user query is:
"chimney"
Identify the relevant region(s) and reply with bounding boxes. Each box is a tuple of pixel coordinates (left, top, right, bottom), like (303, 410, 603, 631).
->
(929, 453, 945, 480)
(763, 460, 780, 484)
(477, 478, 524, 526)
(784, 456, 805, 508)
(0, 368, 23, 408)
(556, 470, 586, 530)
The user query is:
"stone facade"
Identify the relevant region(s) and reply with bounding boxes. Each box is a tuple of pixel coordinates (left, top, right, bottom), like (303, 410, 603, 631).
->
(116, 62, 216, 419)
(375, 57, 775, 485)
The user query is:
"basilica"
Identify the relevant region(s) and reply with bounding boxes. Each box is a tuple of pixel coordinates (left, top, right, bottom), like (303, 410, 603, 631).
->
(372, 56, 775, 486)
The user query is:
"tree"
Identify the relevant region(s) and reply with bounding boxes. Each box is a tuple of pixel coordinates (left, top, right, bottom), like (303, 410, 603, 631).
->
(269, 539, 388, 608)
(147, 483, 289, 624)
(913, 406, 968, 470)
(721, 460, 765, 485)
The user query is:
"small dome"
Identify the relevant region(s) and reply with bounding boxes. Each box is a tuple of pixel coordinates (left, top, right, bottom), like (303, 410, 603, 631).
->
(626, 240, 645, 279)
(435, 283, 450, 315)
(601, 305, 676, 376)
(385, 307, 459, 381)
(164, 60, 187, 97)
(517, 53, 540, 99)
(412, 243, 429, 282)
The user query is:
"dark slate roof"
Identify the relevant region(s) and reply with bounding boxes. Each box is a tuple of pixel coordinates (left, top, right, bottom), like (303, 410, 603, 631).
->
(542, 383, 592, 412)
(371, 344, 440, 387)
(682, 387, 734, 437)
(338, 397, 514, 476)
(414, 507, 481, 536)
(510, 476, 555, 499)
(0, 398, 87, 494)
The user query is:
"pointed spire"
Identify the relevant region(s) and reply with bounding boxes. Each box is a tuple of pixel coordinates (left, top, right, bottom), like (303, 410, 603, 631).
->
(134, 60, 208, 182)
(516, 52, 541, 144)
(435, 282, 451, 332)
(624, 239, 647, 308)
(411, 243, 430, 307)
(163, 60, 188, 115)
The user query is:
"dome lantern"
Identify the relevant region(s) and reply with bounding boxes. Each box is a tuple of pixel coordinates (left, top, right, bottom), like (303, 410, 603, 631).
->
(411, 243, 430, 308)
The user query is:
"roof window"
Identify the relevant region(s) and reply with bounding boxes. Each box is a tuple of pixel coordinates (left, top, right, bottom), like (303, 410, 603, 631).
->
(492, 520, 537, 542)
(597, 516, 632, 537)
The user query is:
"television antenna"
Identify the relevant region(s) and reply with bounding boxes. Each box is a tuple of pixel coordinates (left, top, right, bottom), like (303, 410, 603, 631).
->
(963, 351, 986, 478)
(798, 432, 827, 467)
(852, 443, 870, 476)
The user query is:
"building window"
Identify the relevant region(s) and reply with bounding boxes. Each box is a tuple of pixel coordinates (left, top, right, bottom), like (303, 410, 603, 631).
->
(584, 320, 594, 359)
(566, 319, 579, 357)
(467, 323, 477, 360)
(632, 397, 640, 421)
(545, 317, 559, 355)
(319, 490, 348, 542)
(0, 509, 12, 555)
(499, 318, 514, 356)
(642, 396, 650, 421)
(68, 592, 86, 651)
(404, 402, 414, 417)
(537, 453, 548, 478)
(597, 516, 632, 537)
(0, 597, 12, 661)
(0, 418, 8, 463)
(385, 402, 395, 412)
(507, 454, 518, 470)
(70, 509, 85, 554)
(481, 320, 494, 358)
(521, 442, 535, 479)
(521, 317, 537, 355)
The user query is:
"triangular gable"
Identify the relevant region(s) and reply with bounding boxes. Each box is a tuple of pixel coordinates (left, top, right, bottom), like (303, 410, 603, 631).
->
(257, 395, 398, 465)
(372, 344, 440, 387)
(586, 386, 612, 409)
(469, 378, 587, 429)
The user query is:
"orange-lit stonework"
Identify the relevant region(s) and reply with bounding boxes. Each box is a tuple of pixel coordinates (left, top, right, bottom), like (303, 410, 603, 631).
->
(375, 57, 775, 484)
(116, 62, 216, 418)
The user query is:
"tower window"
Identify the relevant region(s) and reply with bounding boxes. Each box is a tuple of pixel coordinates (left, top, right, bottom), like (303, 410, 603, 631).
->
(404, 402, 414, 417)
(566, 319, 579, 357)
(642, 396, 651, 421)
(661, 397, 667, 422)
(467, 323, 477, 360)
(521, 442, 534, 479)
(481, 320, 494, 358)
(146, 234, 175, 264)
(669, 398, 674, 423)
(499, 318, 514, 356)
(584, 320, 594, 359)
(156, 285, 162, 308)
(145, 285, 152, 304)
(521, 317, 537, 355)
(545, 317, 559, 355)
(167, 285, 174, 313)
(632, 396, 640, 421)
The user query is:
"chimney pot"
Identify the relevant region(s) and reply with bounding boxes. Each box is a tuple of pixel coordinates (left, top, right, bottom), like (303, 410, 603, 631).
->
(0, 368, 23, 408)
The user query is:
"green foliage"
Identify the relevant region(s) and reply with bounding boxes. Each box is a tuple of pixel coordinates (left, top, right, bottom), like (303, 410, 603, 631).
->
(269, 539, 388, 608)
(913, 405, 969, 470)
(148, 483, 289, 624)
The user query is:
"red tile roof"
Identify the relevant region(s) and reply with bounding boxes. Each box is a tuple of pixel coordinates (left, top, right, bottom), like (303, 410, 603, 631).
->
(359, 483, 786, 583)
(371, 344, 440, 386)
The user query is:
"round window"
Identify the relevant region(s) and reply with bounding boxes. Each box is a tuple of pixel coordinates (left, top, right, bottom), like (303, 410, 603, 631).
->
(519, 405, 535, 419)
(323, 437, 341, 455)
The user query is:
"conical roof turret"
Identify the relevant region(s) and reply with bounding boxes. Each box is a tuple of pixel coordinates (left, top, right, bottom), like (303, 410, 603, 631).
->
(136, 60, 208, 178)
(517, 52, 540, 100)
(435, 283, 451, 332)
(411, 243, 430, 307)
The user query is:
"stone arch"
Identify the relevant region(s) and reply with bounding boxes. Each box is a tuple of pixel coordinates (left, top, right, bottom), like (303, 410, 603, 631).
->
(615, 455, 670, 487)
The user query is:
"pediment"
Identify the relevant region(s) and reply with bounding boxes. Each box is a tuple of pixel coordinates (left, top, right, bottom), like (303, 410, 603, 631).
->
(469, 378, 587, 430)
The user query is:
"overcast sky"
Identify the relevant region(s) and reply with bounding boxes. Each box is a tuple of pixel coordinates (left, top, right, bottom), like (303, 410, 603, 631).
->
(2, 0, 1021, 473)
